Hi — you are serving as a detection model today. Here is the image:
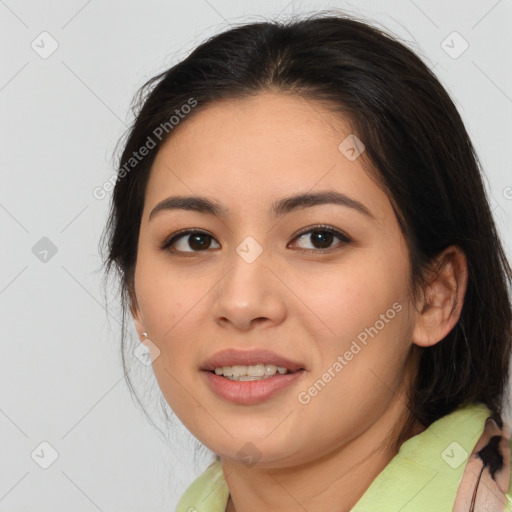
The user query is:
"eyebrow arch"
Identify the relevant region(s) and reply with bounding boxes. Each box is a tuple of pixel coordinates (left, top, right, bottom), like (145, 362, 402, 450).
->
(148, 190, 376, 222)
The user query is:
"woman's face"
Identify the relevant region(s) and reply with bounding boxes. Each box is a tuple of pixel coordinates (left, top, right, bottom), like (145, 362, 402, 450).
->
(131, 92, 420, 467)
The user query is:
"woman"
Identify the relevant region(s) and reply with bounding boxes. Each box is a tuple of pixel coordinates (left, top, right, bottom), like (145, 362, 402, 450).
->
(100, 11, 512, 511)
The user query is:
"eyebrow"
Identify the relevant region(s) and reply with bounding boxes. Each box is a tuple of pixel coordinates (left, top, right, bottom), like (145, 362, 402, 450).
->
(148, 190, 376, 222)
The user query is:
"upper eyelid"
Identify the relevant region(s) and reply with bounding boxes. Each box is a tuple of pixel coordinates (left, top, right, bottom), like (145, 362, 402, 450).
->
(292, 225, 350, 240)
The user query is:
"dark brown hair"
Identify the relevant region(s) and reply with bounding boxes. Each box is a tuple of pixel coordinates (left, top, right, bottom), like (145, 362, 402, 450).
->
(100, 11, 512, 453)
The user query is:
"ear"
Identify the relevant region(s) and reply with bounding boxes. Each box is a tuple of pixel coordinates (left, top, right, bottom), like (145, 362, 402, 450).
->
(412, 245, 468, 348)
(128, 283, 146, 342)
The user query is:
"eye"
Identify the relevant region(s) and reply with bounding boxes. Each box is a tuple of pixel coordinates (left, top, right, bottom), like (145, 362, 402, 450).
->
(289, 225, 351, 253)
(160, 229, 220, 253)
(160, 225, 351, 254)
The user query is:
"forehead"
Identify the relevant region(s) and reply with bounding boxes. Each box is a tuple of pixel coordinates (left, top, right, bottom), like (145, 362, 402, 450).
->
(144, 92, 389, 224)
(155, 92, 355, 165)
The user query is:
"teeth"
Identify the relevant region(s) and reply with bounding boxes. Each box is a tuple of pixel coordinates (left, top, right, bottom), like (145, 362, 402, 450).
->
(213, 363, 290, 379)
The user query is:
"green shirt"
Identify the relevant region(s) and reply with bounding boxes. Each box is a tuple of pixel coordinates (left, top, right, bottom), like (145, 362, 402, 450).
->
(176, 402, 512, 511)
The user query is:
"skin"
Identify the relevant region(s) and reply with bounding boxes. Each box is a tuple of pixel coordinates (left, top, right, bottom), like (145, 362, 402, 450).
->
(130, 91, 468, 512)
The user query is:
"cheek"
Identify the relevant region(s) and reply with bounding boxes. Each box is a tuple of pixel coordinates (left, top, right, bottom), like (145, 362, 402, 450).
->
(295, 303, 413, 451)
(134, 251, 205, 336)
(296, 251, 414, 400)
(296, 258, 408, 345)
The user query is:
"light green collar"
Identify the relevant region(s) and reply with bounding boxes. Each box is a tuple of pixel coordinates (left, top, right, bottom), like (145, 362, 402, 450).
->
(176, 402, 497, 511)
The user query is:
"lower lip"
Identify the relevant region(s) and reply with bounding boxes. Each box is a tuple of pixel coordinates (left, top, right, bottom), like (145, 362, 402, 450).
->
(201, 370, 305, 405)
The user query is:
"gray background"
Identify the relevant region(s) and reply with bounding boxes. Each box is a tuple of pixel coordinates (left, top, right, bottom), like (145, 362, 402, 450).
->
(1, 0, 511, 511)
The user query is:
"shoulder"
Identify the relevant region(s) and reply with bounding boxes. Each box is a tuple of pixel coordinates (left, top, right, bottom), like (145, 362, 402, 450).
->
(352, 402, 512, 511)
(175, 457, 229, 512)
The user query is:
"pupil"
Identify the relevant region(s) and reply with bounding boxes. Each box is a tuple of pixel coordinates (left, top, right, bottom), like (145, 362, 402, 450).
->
(190, 234, 210, 250)
(312, 230, 332, 249)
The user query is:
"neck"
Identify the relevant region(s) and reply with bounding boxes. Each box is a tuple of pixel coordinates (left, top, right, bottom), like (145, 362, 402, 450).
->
(220, 390, 424, 512)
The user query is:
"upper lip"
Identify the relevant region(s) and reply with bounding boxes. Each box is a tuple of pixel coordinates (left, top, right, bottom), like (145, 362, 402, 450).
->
(201, 349, 306, 372)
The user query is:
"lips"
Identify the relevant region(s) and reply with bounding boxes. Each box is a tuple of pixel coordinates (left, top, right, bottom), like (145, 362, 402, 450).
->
(202, 370, 305, 404)
(200, 348, 306, 373)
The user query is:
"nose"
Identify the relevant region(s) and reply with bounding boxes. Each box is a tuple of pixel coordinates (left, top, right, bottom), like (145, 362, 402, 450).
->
(211, 244, 287, 332)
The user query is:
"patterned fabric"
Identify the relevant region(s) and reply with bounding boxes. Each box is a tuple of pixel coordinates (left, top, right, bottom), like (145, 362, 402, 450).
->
(453, 415, 511, 511)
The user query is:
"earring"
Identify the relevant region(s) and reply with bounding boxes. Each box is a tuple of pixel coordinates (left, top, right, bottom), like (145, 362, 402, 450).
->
(142, 332, 148, 338)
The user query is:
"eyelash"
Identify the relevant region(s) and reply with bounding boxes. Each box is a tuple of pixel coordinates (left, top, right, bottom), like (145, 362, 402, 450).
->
(159, 225, 351, 255)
